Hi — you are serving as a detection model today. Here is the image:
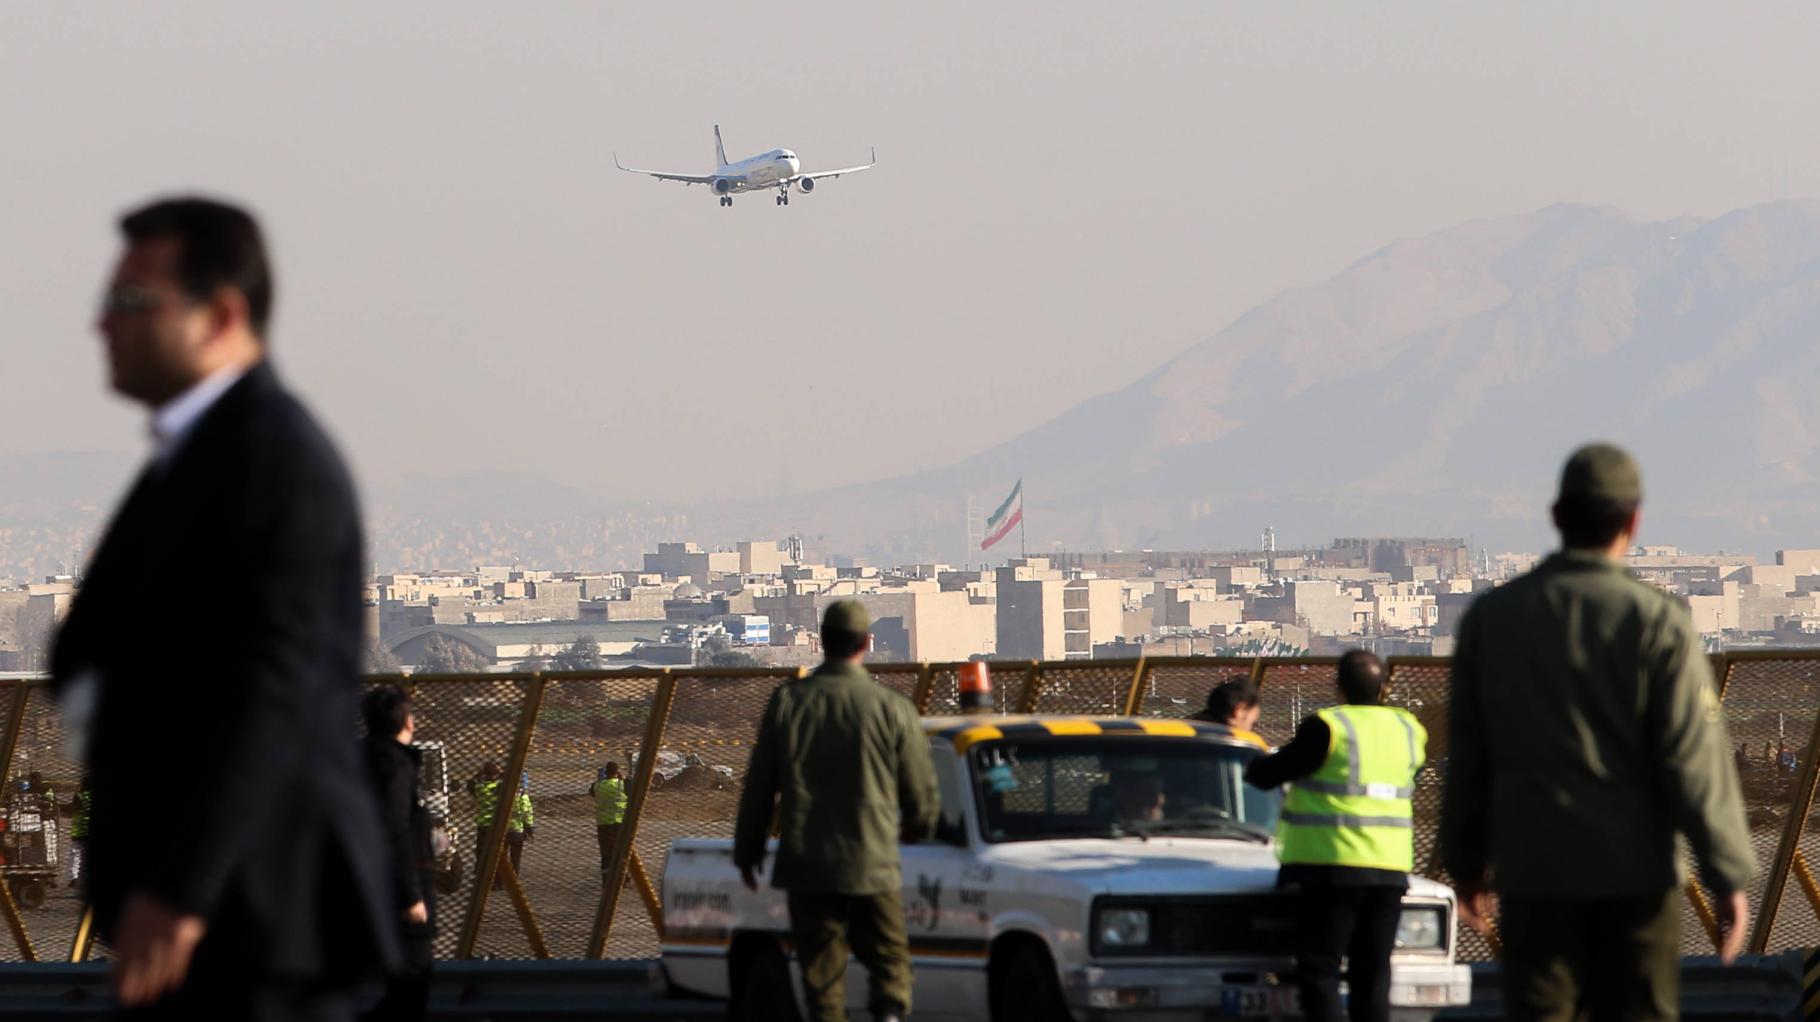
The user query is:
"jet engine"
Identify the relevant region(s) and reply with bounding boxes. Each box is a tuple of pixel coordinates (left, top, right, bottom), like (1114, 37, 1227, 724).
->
(712, 178, 734, 195)
(798, 177, 816, 194)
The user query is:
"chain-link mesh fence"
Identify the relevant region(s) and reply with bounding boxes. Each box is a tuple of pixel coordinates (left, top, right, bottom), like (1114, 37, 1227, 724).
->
(921, 661, 1036, 717)
(867, 666, 925, 704)
(1022, 661, 1144, 716)
(630, 668, 801, 957)
(1134, 658, 1258, 720)
(1726, 653, 1820, 953)
(14, 652, 1820, 964)
(367, 673, 539, 961)
(0, 680, 89, 962)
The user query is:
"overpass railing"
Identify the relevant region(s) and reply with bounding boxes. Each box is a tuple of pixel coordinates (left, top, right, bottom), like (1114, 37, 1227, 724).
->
(2, 651, 1818, 963)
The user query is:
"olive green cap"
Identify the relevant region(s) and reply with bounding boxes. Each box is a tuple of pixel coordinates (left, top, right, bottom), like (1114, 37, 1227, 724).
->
(821, 599, 871, 636)
(1558, 442, 1643, 504)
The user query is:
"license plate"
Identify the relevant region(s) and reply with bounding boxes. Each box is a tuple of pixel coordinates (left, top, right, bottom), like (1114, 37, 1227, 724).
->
(1218, 986, 1299, 1017)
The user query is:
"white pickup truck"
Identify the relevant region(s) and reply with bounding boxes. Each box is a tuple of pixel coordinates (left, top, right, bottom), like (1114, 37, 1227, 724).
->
(661, 715, 1471, 1021)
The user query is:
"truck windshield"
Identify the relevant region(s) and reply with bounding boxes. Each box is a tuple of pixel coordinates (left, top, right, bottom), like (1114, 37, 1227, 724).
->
(970, 737, 1279, 844)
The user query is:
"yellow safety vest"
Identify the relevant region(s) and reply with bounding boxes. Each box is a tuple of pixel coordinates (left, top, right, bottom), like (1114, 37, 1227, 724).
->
(592, 777, 628, 826)
(476, 781, 534, 833)
(1277, 705, 1426, 872)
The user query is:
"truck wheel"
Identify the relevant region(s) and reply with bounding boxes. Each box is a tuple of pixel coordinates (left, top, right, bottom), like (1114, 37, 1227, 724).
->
(731, 937, 800, 1022)
(11, 880, 46, 911)
(990, 942, 1068, 1022)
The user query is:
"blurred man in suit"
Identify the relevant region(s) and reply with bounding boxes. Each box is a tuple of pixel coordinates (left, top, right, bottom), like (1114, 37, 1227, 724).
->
(53, 196, 396, 1019)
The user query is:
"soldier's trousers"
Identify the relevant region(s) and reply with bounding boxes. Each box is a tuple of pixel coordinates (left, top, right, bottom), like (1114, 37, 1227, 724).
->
(1499, 888, 1680, 1022)
(786, 889, 912, 1021)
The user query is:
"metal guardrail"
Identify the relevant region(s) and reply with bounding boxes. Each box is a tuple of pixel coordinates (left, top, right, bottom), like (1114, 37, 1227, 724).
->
(0, 960, 722, 1021)
(3, 651, 1820, 966)
(0, 953, 1801, 1020)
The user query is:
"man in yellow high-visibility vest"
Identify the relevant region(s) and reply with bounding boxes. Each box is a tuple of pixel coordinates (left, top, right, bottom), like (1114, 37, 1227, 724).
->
(589, 762, 629, 876)
(1245, 651, 1425, 1022)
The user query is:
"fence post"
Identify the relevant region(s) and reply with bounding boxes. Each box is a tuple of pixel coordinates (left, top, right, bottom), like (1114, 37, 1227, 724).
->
(910, 661, 939, 716)
(68, 906, 95, 963)
(1749, 700, 1820, 953)
(0, 682, 33, 962)
(1015, 662, 1044, 714)
(1122, 657, 1149, 716)
(0, 681, 28, 789)
(588, 672, 678, 958)
(455, 673, 547, 959)
(1246, 657, 1267, 689)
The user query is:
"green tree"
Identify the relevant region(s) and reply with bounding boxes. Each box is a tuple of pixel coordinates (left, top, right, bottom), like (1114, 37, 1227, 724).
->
(519, 645, 550, 674)
(418, 634, 488, 674)
(551, 634, 602, 672)
(364, 639, 403, 675)
(698, 633, 761, 669)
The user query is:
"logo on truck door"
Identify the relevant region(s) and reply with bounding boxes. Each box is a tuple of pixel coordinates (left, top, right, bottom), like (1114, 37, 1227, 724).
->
(907, 874, 943, 932)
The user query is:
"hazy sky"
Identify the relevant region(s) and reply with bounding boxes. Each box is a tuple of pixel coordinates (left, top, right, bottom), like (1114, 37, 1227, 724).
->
(5, 3, 1819, 503)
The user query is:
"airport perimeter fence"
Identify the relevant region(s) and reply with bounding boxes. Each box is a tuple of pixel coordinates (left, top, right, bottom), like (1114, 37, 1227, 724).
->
(4, 651, 1820, 965)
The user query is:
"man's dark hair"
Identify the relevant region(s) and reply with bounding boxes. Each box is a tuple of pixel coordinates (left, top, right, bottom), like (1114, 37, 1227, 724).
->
(1551, 495, 1639, 550)
(823, 626, 869, 660)
(1202, 677, 1259, 723)
(120, 196, 274, 339)
(362, 684, 413, 738)
(1337, 650, 1386, 704)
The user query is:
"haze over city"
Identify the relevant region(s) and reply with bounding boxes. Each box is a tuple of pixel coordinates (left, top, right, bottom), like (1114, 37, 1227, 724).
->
(5, 3, 1820, 571)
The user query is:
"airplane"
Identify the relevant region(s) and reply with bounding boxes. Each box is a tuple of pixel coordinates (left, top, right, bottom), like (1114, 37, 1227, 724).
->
(614, 125, 876, 207)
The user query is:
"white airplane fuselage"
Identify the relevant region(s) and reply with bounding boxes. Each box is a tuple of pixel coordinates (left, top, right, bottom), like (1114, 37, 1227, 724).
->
(713, 149, 801, 194)
(616, 126, 874, 206)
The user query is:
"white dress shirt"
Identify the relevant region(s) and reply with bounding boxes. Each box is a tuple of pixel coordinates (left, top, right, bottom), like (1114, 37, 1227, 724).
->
(151, 364, 248, 466)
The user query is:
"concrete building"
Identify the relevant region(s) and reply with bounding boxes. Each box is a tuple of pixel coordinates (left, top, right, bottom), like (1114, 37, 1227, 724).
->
(1247, 581, 1368, 636)
(386, 620, 657, 668)
(812, 586, 996, 662)
(643, 542, 740, 582)
(738, 540, 788, 576)
(1363, 582, 1437, 633)
(995, 560, 1120, 660)
(1152, 582, 1245, 630)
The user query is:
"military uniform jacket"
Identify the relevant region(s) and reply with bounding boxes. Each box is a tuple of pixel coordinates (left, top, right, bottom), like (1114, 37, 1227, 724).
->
(1440, 550, 1755, 898)
(733, 661, 939, 894)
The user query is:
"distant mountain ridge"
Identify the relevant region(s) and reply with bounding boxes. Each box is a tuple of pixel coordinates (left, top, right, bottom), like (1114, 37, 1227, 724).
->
(824, 199, 1820, 560)
(7, 200, 1819, 576)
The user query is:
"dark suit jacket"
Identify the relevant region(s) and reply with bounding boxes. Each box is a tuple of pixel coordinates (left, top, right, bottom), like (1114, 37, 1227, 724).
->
(52, 362, 398, 982)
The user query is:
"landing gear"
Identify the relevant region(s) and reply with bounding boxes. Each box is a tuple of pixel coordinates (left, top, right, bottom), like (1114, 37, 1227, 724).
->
(719, 195, 733, 207)
(776, 183, 790, 206)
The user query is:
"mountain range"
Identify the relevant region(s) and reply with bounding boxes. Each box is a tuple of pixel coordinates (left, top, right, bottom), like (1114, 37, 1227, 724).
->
(6, 199, 1819, 576)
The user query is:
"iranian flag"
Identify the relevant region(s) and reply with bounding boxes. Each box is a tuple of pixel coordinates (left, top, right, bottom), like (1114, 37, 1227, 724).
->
(980, 479, 1024, 551)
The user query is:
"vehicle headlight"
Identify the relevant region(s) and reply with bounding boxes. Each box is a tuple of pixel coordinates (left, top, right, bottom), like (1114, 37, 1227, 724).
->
(1097, 907, 1151, 948)
(1394, 906, 1445, 951)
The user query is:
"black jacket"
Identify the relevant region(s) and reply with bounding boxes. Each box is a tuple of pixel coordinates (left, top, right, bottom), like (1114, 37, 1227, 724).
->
(51, 363, 399, 980)
(362, 733, 434, 932)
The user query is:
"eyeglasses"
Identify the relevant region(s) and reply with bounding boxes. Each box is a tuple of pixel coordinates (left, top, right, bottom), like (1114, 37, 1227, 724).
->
(97, 285, 182, 316)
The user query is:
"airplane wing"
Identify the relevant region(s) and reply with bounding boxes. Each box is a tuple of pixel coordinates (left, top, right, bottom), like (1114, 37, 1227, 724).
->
(794, 148, 878, 182)
(614, 153, 716, 185)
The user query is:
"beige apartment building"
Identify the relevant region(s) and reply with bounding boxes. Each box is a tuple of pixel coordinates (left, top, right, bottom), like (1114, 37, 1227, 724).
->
(813, 584, 996, 662)
(996, 559, 1122, 660)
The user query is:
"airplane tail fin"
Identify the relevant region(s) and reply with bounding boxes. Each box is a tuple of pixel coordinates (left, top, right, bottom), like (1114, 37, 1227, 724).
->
(713, 125, 728, 168)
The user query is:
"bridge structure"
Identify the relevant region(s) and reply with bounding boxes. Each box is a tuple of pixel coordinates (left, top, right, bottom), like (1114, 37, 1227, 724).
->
(2, 652, 1820, 971)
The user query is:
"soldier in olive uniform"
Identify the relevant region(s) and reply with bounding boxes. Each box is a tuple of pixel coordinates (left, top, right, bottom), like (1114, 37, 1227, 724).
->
(1441, 444, 1756, 1022)
(733, 600, 939, 1022)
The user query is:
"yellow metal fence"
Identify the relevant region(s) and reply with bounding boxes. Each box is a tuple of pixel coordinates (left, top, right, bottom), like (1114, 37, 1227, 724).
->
(2, 652, 1819, 963)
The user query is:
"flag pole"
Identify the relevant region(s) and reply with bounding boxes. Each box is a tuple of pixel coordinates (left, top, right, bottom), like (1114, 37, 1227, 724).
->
(1019, 483, 1027, 558)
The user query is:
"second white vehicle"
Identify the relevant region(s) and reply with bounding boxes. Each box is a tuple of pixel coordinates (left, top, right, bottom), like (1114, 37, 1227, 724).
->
(615, 125, 876, 207)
